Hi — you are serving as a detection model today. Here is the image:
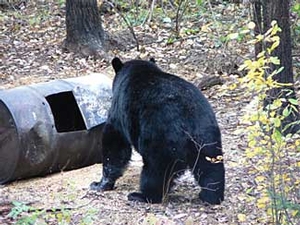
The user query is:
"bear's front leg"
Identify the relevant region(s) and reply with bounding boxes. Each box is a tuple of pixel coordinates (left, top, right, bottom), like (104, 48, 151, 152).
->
(90, 123, 132, 192)
(90, 165, 119, 191)
(90, 177, 114, 191)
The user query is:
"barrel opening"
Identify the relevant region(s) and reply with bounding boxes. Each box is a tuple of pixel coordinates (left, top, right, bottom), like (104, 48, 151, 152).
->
(46, 91, 86, 132)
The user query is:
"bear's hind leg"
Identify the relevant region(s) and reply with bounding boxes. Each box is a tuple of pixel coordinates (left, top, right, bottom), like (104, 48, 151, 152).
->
(189, 143, 225, 205)
(128, 159, 186, 203)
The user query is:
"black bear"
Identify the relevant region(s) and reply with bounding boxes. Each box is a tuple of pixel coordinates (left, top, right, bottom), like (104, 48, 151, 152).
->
(90, 57, 225, 204)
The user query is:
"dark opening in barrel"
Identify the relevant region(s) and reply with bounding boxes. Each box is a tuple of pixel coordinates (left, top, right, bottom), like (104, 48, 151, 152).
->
(45, 91, 87, 132)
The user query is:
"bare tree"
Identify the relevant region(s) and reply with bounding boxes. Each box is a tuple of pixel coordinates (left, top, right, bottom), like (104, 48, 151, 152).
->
(64, 0, 107, 57)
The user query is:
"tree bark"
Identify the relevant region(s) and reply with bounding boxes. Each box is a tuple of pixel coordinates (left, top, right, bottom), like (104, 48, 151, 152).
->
(64, 0, 107, 56)
(253, 0, 262, 54)
(252, 0, 299, 133)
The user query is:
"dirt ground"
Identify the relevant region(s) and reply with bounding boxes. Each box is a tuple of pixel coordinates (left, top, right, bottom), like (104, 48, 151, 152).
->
(0, 1, 299, 224)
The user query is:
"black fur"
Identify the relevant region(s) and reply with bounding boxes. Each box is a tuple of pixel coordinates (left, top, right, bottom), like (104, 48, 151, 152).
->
(90, 57, 225, 204)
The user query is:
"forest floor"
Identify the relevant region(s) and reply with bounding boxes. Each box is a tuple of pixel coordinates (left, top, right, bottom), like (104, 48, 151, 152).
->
(0, 1, 300, 225)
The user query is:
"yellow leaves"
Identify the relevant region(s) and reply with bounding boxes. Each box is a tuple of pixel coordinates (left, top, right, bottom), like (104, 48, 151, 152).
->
(256, 184, 266, 191)
(255, 175, 265, 183)
(265, 76, 279, 88)
(271, 117, 281, 128)
(201, 23, 212, 33)
(238, 59, 252, 71)
(291, 210, 299, 217)
(257, 196, 270, 209)
(296, 139, 300, 149)
(249, 59, 264, 71)
(239, 22, 282, 93)
(246, 113, 257, 122)
(267, 208, 273, 216)
(256, 34, 264, 42)
(277, 173, 291, 183)
(270, 20, 282, 35)
(228, 83, 237, 90)
(237, 213, 246, 222)
(56, 212, 71, 224)
(284, 185, 293, 193)
(268, 36, 280, 53)
(248, 140, 257, 148)
(265, 20, 281, 38)
(256, 51, 266, 59)
(272, 99, 282, 109)
(269, 56, 280, 65)
(245, 146, 264, 158)
(238, 54, 283, 93)
(259, 113, 269, 124)
(237, 20, 300, 225)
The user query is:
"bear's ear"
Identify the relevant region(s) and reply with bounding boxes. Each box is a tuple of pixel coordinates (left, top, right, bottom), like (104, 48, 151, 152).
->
(112, 57, 124, 73)
(149, 57, 156, 64)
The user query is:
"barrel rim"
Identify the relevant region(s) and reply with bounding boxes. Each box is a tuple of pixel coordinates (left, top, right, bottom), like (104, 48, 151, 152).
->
(0, 99, 20, 184)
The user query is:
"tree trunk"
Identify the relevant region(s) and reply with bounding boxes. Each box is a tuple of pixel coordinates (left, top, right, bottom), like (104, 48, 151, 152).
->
(64, 0, 107, 57)
(252, 0, 299, 134)
(253, 0, 262, 54)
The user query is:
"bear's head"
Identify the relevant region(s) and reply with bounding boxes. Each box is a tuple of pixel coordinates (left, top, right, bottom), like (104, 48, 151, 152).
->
(112, 57, 156, 74)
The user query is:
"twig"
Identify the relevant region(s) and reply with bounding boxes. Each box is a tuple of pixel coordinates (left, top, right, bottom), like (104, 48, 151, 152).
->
(175, 0, 189, 37)
(207, 0, 220, 38)
(147, 0, 156, 23)
(26, 199, 95, 214)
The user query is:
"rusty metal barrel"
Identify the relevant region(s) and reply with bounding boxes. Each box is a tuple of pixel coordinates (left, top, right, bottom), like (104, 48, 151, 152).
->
(0, 74, 112, 184)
